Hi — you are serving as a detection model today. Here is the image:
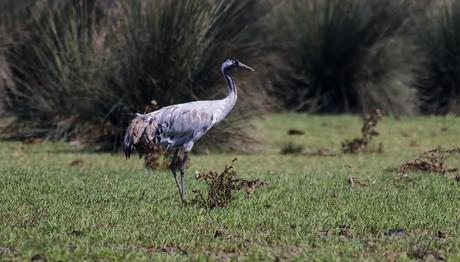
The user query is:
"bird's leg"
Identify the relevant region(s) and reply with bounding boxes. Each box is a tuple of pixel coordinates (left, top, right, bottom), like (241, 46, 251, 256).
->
(179, 151, 189, 201)
(170, 149, 184, 203)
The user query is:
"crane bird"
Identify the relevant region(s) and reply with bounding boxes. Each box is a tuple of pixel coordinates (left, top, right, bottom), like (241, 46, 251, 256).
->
(123, 58, 255, 203)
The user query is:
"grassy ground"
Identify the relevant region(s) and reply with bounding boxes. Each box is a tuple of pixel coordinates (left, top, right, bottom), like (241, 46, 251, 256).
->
(1, 114, 460, 261)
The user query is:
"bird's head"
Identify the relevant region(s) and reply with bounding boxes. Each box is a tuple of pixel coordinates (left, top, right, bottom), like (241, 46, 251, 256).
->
(221, 58, 255, 73)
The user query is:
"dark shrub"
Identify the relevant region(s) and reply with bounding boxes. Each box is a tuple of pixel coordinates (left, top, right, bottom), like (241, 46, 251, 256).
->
(0, 0, 271, 152)
(268, 0, 419, 114)
(416, 0, 460, 114)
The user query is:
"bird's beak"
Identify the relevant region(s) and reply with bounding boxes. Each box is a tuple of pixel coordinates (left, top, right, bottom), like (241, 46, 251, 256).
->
(239, 62, 255, 72)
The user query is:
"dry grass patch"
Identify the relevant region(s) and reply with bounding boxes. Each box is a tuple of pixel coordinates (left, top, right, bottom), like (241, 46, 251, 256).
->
(398, 148, 460, 174)
(192, 158, 266, 208)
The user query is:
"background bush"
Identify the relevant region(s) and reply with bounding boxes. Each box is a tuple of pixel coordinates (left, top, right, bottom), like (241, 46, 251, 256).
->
(267, 0, 420, 114)
(0, 0, 459, 151)
(416, 0, 460, 114)
(1, 0, 116, 140)
(0, 0, 271, 152)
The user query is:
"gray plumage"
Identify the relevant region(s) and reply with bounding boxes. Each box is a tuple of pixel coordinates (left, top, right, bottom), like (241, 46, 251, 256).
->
(123, 58, 255, 203)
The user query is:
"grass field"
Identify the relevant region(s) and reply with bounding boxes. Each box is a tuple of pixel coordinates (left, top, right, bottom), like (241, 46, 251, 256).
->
(1, 114, 460, 261)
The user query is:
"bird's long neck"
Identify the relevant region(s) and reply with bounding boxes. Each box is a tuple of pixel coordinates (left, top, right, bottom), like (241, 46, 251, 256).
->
(221, 68, 237, 113)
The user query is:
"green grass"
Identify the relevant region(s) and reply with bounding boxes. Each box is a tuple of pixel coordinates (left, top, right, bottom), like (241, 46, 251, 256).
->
(1, 114, 460, 261)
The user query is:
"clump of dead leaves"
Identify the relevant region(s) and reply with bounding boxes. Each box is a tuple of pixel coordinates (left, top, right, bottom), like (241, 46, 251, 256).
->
(342, 109, 384, 154)
(399, 148, 459, 175)
(394, 148, 460, 184)
(347, 176, 376, 187)
(191, 158, 266, 208)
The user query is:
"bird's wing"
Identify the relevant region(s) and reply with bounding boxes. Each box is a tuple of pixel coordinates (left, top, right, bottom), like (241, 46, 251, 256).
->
(156, 105, 215, 144)
(124, 102, 217, 157)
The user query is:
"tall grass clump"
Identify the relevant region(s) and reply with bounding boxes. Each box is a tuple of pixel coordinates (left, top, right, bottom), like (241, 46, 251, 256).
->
(0, 0, 271, 152)
(269, 0, 419, 114)
(0, 0, 37, 114)
(1, 0, 116, 141)
(417, 0, 460, 114)
(105, 0, 271, 151)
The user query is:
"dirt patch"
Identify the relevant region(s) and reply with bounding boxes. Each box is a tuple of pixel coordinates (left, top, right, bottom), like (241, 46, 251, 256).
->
(337, 225, 353, 238)
(342, 109, 383, 154)
(31, 254, 46, 261)
(280, 142, 303, 155)
(437, 230, 448, 239)
(275, 246, 303, 260)
(70, 159, 84, 167)
(407, 245, 445, 261)
(287, 129, 304, 135)
(70, 230, 83, 236)
(20, 208, 47, 228)
(385, 228, 406, 238)
(140, 245, 242, 260)
(214, 229, 225, 238)
(191, 158, 266, 208)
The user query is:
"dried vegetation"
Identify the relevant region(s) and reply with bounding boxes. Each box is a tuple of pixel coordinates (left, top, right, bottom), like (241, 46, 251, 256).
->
(398, 148, 460, 174)
(341, 109, 384, 154)
(192, 158, 266, 208)
(347, 176, 376, 187)
(280, 142, 304, 155)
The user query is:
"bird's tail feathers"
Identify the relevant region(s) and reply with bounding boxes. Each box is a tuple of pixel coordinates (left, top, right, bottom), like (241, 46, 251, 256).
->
(123, 114, 151, 158)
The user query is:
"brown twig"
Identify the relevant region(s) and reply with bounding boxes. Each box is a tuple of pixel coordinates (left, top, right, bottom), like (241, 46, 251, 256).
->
(342, 109, 383, 154)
